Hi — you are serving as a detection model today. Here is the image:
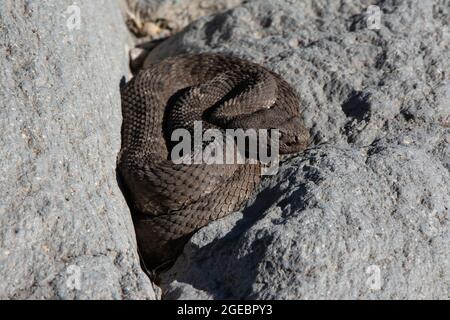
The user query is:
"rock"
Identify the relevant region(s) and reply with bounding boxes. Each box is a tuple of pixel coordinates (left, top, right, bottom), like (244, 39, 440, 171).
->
(124, 0, 243, 39)
(0, 0, 157, 299)
(151, 0, 450, 299)
(163, 143, 450, 299)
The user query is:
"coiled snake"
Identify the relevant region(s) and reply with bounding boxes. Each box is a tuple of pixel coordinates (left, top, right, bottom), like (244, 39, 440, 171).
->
(117, 53, 310, 271)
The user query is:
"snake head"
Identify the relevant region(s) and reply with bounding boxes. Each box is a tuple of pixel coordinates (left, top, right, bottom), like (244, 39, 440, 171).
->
(277, 117, 311, 154)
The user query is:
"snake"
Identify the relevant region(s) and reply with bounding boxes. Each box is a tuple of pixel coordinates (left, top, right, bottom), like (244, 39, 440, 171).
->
(117, 53, 310, 271)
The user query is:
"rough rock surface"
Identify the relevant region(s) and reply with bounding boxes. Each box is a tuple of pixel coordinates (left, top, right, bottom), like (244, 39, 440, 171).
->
(0, 1, 158, 299)
(124, 0, 243, 39)
(151, 0, 450, 299)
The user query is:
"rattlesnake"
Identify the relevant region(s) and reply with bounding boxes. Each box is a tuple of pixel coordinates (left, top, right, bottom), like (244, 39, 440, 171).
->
(117, 53, 310, 271)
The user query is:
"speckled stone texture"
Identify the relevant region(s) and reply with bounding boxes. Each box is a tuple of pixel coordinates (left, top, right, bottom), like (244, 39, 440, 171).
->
(124, 0, 243, 38)
(0, 0, 157, 299)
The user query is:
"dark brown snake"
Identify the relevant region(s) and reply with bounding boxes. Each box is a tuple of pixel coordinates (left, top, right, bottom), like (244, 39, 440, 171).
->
(117, 53, 310, 271)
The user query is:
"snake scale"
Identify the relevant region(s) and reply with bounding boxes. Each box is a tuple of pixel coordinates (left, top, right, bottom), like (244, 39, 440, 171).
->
(117, 53, 310, 271)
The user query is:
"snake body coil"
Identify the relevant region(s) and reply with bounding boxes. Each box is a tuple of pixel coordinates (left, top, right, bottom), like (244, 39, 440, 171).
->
(118, 53, 309, 270)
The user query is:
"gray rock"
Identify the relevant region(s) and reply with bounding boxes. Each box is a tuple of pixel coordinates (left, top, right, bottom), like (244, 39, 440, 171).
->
(124, 0, 243, 38)
(152, 0, 450, 299)
(0, 0, 157, 299)
(163, 143, 450, 299)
